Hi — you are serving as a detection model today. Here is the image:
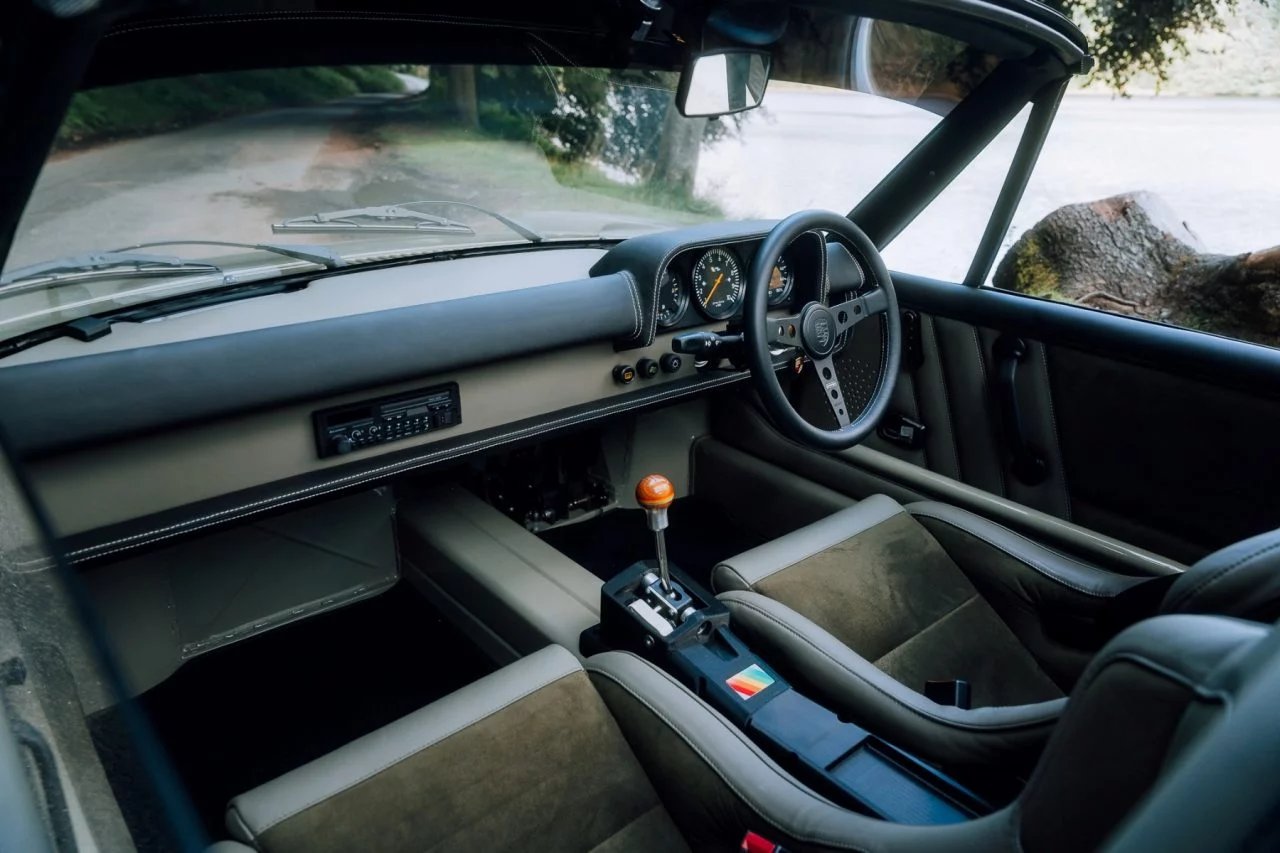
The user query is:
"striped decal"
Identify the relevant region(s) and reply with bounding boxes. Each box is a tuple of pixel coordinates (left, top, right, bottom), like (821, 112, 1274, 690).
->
(726, 663, 775, 700)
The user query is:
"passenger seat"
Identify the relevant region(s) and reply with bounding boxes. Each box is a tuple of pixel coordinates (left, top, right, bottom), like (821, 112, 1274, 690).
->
(213, 615, 1275, 853)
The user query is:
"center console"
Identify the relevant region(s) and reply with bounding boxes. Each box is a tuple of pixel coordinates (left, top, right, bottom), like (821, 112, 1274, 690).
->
(581, 475, 993, 826)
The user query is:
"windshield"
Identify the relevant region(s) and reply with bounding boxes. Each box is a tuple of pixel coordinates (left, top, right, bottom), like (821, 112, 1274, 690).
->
(3, 18, 997, 340)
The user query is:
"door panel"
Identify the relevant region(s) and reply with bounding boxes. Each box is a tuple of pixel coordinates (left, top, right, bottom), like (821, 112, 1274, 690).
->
(789, 274, 1280, 563)
(1047, 346, 1280, 559)
(795, 310, 1073, 520)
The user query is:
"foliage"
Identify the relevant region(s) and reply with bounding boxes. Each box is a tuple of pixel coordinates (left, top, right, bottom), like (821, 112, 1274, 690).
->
(1046, 0, 1274, 91)
(425, 65, 744, 192)
(56, 66, 403, 149)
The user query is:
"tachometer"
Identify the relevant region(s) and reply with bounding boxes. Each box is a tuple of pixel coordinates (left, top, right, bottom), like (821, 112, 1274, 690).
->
(691, 247, 744, 320)
(768, 256, 794, 307)
(656, 269, 689, 328)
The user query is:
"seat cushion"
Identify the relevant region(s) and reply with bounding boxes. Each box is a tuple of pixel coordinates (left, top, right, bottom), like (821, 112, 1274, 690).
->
(714, 497, 1062, 708)
(226, 645, 688, 853)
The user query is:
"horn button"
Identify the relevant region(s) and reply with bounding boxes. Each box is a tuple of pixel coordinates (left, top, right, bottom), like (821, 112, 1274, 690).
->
(800, 304, 839, 358)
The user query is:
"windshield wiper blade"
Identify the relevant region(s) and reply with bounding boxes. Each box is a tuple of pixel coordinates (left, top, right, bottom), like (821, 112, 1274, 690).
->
(110, 240, 347, 269)
(272, 200, 543, 243)
(0, 251, 221, 288)
(273, 204, 476, 236)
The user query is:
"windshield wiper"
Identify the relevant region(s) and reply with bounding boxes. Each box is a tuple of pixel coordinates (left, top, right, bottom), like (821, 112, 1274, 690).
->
(111, 240, 347, 269)
(272, 200, 543, 243)
(0, 251, 222, 288)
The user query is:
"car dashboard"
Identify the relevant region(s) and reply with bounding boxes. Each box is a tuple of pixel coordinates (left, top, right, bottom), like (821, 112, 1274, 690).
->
(0, 220, 866, 563)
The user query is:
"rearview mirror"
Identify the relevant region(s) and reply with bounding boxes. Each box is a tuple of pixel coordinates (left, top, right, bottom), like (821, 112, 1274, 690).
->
(676, 49, 771, 117)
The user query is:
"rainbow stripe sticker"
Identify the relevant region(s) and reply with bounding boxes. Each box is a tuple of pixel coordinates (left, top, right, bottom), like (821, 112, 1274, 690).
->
(726, 663, 775, 700)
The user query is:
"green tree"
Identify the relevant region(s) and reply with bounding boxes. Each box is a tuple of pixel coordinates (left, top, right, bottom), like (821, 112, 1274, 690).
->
(1048, 0, 1274, 90)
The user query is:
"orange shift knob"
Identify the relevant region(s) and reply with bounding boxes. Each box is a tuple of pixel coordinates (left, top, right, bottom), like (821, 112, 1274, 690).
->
(636, 474, 675, 510)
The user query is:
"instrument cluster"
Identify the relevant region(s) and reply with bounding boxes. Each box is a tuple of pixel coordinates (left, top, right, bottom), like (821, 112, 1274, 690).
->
(656, 241, 800, 330)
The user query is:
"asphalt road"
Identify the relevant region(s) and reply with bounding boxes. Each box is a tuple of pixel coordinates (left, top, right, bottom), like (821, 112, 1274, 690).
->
(9, 90, 1279, 284)
(702, 92, 1280, 281)
(8, 95, 402, 270)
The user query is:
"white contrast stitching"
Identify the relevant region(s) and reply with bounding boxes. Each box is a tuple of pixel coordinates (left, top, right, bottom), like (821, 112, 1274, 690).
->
(587, 665, 873, 852)
(908, 510, 1118, 597)
(67, 371, 749, 563)
(722, 593, 1064, 734)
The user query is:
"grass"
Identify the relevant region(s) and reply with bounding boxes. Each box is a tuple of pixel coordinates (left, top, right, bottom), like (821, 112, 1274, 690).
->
(549, 160, 724, 218)
(56, 66, 404, 150)
(372, 117, 721, 223)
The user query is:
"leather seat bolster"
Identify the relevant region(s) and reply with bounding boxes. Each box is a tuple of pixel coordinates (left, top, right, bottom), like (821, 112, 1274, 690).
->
(586, 650, 1018, 853)
(1069, 613, 1267, 698)
(719, 590, 1065, 770)
(712, 495, 905, 592)
(907, 501, 1152, 686)
(1017, 615, 1268, 853)
(226, 645, 581, 845)
(1162, 527, 1280, 623)
(905, 501, 1146, 601)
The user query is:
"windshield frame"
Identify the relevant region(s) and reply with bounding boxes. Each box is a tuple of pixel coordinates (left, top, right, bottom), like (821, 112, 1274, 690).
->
(0, 11, 1083, 346)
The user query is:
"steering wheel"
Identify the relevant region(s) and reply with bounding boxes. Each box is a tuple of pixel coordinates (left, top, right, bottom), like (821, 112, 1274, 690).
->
(743, 210, 901, 451)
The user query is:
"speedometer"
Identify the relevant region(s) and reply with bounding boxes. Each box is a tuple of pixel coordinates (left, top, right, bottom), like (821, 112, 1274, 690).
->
(768, 256, 794, 307)
(691, 247, 744, 320)
(656, 270, 689, 328)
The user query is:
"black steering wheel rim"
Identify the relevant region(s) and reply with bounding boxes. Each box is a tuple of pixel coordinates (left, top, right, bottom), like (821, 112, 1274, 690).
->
(743, 209, 901, 451)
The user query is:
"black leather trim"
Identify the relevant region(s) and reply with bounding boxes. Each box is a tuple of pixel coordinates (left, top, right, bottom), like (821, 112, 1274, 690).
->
(0, 273, 639, 456)
(826, 240, 866, 295)
(894, 274, 1280, 399)
(590, 219, 778, 348)
(57, 365, 764, 567)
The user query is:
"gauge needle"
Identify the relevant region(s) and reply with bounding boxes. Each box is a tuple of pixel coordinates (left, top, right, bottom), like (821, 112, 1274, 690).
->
(706, 273, 724, 303)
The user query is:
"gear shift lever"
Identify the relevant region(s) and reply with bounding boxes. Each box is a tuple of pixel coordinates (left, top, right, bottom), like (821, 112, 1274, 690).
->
(636, 474, 675, 593)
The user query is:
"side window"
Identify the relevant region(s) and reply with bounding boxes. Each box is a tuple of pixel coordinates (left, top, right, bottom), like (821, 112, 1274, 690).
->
(992, 89, 1280, 348)
(879, 106, 1030, 282)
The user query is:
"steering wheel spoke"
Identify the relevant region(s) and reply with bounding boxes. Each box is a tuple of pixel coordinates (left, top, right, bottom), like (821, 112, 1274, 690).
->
(812, 356, 851, 427)
(831, 287, 889, 334)
(742, 210, 901, 450)
(766, 313, 805, 347)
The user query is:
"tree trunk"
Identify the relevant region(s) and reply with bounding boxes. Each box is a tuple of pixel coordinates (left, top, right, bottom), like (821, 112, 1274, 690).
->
(993, 191, 1280, 345)
(446, 65, 479, 129)
(652, 107, 706, 189)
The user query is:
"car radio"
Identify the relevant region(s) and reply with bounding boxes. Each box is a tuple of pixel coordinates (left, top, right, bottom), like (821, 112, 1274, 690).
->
(313, 383, 461, 458)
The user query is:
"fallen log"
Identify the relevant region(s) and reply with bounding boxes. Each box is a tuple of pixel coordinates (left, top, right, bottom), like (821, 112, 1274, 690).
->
(993, 191, 1280, 346)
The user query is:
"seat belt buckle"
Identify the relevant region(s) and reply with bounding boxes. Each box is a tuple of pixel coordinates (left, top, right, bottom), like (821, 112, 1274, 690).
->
(741, 831, 791, 853)
(924, 679, 972, 710)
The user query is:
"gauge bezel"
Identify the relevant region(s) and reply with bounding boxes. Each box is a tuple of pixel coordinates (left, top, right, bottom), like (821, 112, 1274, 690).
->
(691, 246, 745, 321)
(656, 269, 690, 328)
(767, 256, 795, 307)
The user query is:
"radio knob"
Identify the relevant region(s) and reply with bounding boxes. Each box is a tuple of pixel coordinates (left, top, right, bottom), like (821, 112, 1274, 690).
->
(334, 437, 354, 455)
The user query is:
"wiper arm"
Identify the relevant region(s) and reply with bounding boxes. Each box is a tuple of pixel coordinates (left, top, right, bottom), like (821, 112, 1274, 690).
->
(273, 204, 476, 236)
(272, 200, 542, 243)
(0, 251, 221, 288)
(110, 240, 347, 269)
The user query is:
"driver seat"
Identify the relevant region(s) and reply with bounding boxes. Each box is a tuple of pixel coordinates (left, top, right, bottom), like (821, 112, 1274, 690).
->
(712, 494, 1280, 771)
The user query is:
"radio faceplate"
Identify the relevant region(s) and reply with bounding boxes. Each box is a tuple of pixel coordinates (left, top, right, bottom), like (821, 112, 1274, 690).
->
(313, 383, 461, 458)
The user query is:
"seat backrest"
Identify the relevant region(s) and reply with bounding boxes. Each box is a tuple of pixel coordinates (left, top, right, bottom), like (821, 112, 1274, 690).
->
(1161, 527, 1280, 623)
(1015, 614, 1269, 853)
